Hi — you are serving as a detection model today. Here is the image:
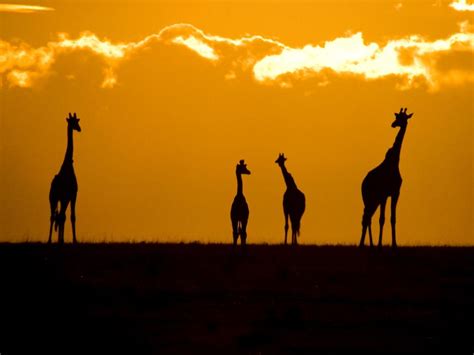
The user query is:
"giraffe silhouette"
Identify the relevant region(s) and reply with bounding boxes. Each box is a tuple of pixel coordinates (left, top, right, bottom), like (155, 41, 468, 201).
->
(359, 108, 414, 248)
(275, 153, 305, 245)
(48, 112, 81, 244)
(230, 160, 251, 247)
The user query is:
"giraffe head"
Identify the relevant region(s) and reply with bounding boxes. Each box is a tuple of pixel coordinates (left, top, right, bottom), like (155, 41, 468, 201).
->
(391, 107, 413, 128)
(66, 112, 81, 132)
(275, 153, 287, 167)
(236, 160, 251, 175)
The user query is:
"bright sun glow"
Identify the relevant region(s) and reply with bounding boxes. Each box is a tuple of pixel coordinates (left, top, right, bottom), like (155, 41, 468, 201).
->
(172, 35, 219, 60)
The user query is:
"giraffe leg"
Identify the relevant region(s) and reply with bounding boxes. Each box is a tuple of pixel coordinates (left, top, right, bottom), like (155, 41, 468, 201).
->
(231, 219, 239, 247)
(58, 200, 69, 244)
(48, 189, 58, 243)
(359, 221, 368, 247)
(284, 212, 289, 245)
(58, 214, 65, 244)
(240, 219, 248, 248)
(359, 207, 374, 247)
(49, 178, 58, 244)
(378, 199, 387, 248)
(71, 195, 77, 244)
(368, 223, 373, 248)
(391, 194, 399, 249)
(48, 216, 54, 244)
(290, 217, 298, 246)
(48, 202, 56, 244)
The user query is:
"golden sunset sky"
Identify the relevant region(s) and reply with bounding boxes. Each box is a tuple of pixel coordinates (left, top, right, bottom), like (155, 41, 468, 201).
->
(0, 0, 473, 244)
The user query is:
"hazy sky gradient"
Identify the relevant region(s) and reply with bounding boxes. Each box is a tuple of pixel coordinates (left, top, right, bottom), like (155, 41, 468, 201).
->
(1, 0, 472, 244)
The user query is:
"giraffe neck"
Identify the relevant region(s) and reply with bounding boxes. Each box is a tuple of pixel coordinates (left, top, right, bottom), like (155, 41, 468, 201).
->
(236, 172, 243, 195)
(62, 125, 74, 167)
(279, 164, 297, 190)
(391, 124, 407, 164)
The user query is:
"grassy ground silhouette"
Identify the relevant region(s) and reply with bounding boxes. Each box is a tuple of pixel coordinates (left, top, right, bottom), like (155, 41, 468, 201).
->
(0, 243, 473, 354)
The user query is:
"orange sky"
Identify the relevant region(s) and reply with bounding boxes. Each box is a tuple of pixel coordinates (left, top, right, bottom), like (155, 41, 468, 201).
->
(0, 0, 473, 244)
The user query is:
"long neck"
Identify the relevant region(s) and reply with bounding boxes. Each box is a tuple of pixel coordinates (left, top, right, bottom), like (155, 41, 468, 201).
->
(279, 164, 297, 189)
(391, 124, 407, 162)
(63, 125, 74, 165)
(236, 172, 243, 195)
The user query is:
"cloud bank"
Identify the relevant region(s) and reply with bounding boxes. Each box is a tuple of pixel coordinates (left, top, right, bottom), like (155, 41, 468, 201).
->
(450, 0, 474, 11)
(0, 4, 54, 13)
(1, 22, 473, 90)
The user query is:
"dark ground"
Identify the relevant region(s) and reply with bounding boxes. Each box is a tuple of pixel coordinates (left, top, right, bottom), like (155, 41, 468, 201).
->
(0, 243, 473, 355)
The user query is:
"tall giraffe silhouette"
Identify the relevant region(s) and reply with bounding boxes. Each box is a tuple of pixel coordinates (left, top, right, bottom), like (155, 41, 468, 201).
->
(359, 108, 414, 248)
(48, 112, 81, 244)
(230, 160, 251, 247)
(275, 153, 305, 245)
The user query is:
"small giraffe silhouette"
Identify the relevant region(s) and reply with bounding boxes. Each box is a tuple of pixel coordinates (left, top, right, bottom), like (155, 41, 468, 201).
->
(48, 112, 81, 244)
(230, 160, 251, 247)
(359, 108, 414, 248)
(275, 153, 306, 245)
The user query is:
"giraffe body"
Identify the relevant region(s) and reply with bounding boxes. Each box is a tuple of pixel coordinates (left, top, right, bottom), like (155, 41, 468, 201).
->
(359, 108, 413, 248)
(48, 113, 81, 244)
(230, 160, 251, 246)
(276, 154, 305, 245)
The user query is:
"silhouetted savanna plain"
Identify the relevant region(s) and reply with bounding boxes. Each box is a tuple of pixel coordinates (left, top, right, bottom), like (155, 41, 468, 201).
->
(0, 243, 472, 355)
